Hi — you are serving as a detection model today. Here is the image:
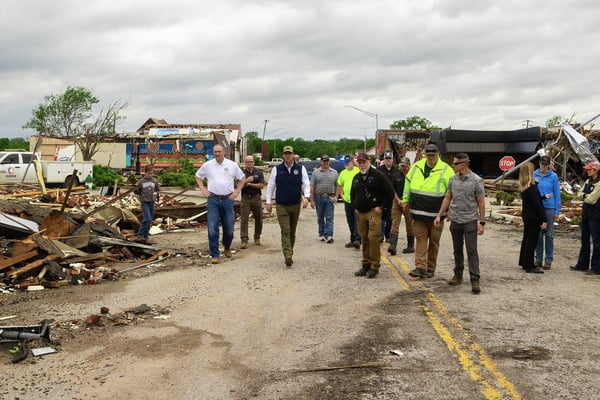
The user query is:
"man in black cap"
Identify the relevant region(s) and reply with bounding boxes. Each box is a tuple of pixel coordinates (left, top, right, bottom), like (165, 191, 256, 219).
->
(377, 150, 398, 244)
(402, 143, 454, 278)
(351, 153, 394, 279)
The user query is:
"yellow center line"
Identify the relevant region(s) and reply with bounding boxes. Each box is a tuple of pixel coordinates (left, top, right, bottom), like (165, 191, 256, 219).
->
(382, 247, 523, 399)
(421, 303, 504, 400)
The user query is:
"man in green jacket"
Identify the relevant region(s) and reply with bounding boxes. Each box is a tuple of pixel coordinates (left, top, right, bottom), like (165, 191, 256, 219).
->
(402, 144, 454, 278)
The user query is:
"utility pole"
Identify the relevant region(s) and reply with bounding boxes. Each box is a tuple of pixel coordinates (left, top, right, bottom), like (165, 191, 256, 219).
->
(523, 120, 533, 128)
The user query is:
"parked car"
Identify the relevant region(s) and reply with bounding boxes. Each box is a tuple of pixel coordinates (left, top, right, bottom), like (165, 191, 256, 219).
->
(269, 158, 283, 166)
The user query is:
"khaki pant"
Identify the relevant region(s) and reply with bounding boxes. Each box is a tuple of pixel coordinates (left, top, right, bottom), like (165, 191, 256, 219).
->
(240, 195, 263, 242)
(412, 219, 444, 272)
(391, 201, 413, 236)
(358, 209, 382, 270)
(276, 203, 301, 259)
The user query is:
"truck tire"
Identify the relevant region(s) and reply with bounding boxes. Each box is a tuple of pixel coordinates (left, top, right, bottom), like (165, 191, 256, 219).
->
(64, 175, 79, 188)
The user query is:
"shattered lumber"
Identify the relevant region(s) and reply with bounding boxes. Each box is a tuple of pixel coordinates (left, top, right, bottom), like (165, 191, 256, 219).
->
(9, 254, 61, 280)
(0, 250, 39, 272)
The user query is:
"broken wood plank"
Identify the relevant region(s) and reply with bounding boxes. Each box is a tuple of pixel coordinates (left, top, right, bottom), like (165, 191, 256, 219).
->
(60, 169, 78, 213)
(0, 250, 39, 272)
(9, 254, 61, 280)
(118, 250, 170, 274)
(9, 186, 86, 197)
(81, 187, 137, 219)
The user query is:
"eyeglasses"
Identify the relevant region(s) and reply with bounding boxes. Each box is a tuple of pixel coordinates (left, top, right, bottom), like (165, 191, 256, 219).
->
(453, 161, 466, 165)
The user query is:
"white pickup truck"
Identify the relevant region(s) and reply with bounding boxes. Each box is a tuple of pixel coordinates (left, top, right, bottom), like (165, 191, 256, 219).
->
(0, 151, 94, 187)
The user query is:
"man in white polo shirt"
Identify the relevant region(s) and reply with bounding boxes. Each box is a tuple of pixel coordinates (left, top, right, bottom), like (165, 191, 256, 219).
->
(196, 145, 246, 264)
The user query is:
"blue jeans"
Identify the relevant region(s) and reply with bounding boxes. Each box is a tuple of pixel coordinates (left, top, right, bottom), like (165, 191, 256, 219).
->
(315, 195, 334, 237)
(575, 216, 600, 272)
(344, 202, 360, 243)
(535, 208, 555, 264)
(207, 195, 235, 258)
(138, 201, 155, 239)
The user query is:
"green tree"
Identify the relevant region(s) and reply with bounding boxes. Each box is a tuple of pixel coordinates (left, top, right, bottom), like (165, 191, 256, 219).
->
(390, 115, 440, 130)
(23, 86, 127, 160)
(545, 114, 577, 127)
(0, 138, 29, 151)
(245, 131, 263, 155)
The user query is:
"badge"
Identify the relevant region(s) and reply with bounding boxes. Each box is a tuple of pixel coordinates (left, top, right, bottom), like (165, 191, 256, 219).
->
(293, 169, 299, 175)
(224, 167, 229, 172)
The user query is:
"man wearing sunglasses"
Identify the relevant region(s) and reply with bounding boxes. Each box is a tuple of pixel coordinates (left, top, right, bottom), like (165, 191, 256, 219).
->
(434, 153, 485, 294)
(402, 143, 454, 279)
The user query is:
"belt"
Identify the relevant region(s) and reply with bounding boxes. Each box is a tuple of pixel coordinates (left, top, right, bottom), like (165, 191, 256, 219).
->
(210, 193, 232, 199)
(318, 193, 332, 198)
(243, 193, 259, 199)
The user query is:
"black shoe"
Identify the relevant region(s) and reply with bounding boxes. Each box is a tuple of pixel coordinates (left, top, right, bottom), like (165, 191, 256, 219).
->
(285, 258, 293, 267)
(366, 269, 379, 279)
(585, 269, 600, 275)
(355, 264, 370, 276)
(408, 268, 426, 278)
(345, 242, 354, 248)
(570, 266, 587, 271)
(471, 280, 481, 294)
(526, 267, 544, 274)
(426, 270, 435, 278)
(402, 247, 415, 254)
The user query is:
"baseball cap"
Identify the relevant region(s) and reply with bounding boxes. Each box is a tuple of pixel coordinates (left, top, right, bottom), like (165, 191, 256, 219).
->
(399, 157, 410, 166)
(539, 155, 551, 165)
(384, 151, 393, 158)
(356, 153, 369, 161)
(321, 154, 330, 161)
(583, 161, 600, 170)
(282, 145, 293, 153)
(425, 144, 439, 154)
(343, 155, 354, 163)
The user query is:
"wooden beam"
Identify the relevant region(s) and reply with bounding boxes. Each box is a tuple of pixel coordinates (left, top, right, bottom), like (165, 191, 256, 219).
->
(0, 250, 39, 272)
(9, 254, 61, 280)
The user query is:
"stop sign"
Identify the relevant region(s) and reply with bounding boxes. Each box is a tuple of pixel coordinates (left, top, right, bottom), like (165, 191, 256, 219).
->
(499, 156, 516, 171)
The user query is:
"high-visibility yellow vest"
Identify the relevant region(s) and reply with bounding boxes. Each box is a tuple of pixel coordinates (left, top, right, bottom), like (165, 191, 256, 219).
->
(402, 158, 454, 220)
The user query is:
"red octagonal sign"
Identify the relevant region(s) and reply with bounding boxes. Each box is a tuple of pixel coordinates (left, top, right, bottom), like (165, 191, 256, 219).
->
(499, 156, 516, 171)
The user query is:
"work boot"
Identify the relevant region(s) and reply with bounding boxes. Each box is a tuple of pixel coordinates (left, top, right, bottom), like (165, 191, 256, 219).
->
(426, 270, 435, 278)
(224, 248, 233, 258)
(471, 280, 481, 294)
(355, 264, 371, 276)
(345, 242, 355, 248)
(211, 257, 220, 264)
(254, 238, 261, 246)
(387, 233, 398, 255)
(543, 263, 551, 270)
(534, 260, 542, 268)
(352, 241, 361, 249)
(449, 276, 463, 286)
(366, 268, 379, 279)
(240, 241, 248, 249)
(403, 235, 415, 253)
(408, 268, 426, 278)
(285, 257, 293, 267)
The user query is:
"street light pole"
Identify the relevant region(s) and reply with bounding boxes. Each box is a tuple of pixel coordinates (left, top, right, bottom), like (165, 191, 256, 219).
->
(344, 105, 379, 153)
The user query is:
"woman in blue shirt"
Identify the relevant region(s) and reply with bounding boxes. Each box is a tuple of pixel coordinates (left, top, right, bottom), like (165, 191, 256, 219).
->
(533, 156, 561, 270)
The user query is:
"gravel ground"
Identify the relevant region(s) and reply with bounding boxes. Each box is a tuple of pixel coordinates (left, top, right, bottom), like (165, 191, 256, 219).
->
(1, 199, 599, 400)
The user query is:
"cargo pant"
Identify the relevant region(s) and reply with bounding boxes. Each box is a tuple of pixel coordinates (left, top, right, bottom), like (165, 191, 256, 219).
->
(412, 219, 444, 273)
(276, 203, 301, 259)
(240, 194, 263, 243)
(358, 209, 382, 270)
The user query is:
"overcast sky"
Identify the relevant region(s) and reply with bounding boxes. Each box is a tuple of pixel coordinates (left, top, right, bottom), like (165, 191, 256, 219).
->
(2, 0, 599, 141)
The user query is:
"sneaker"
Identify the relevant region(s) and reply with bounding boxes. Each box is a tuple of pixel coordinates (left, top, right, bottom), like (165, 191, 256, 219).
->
(345, 242, 354, 248)
(426, 270, 435, 278)
(543, 263, 551, 270)
(355, 264, 370, 276)
(211, 257, 220, 264)
(471, 281, 481, 294)
(320, 236, 326, 241)
(326, 236, 334, 243)
(254, 239, 261, 246)
(352, 241, 361, 249)
(366, 269, 379, 279)
(224, 248, 233, 258)
(240, 241, 248, 249)
(408, 268, 426, 278)
(449, 276, 463, 286)
(285, 257, 293, 267)
(585, 269, 600, 275)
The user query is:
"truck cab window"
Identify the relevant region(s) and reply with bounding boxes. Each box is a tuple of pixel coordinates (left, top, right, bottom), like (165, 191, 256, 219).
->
(2, 154, 19, 164)
(21, 154, 32, 164)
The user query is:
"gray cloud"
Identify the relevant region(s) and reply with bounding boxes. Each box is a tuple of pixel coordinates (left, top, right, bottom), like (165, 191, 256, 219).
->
(2, 0, 600, 141)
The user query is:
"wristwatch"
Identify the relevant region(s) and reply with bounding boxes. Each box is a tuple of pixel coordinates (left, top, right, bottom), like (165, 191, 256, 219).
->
(479, 221, 486, 226)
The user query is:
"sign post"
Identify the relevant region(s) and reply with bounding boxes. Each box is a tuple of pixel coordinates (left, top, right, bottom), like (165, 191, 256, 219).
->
(498, 156, 516, 188)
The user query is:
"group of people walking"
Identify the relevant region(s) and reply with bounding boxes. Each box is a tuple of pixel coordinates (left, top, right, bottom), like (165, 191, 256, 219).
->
(134, 142, 599, 294)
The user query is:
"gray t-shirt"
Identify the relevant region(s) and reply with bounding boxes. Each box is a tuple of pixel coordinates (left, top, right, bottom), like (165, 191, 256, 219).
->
(448, 171, 485, 224)
(311, 168, 339, 195)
